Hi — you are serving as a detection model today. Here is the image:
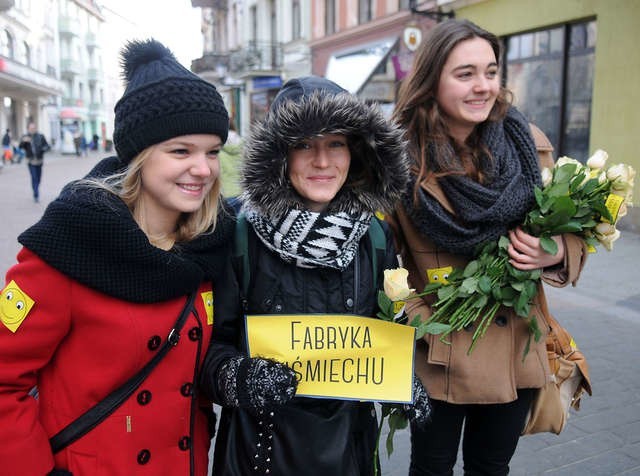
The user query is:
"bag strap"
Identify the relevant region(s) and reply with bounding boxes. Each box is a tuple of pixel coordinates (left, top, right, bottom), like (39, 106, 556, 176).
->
(49, 292, 197, 454)
(368, 216, 386, 290)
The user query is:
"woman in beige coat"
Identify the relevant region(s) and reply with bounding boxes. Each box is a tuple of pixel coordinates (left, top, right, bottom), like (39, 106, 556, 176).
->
(392, 19, 588, 475)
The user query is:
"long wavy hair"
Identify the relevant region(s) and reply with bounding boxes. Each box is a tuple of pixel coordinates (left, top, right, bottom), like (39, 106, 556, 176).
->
(86, 146, 221, 249)
(393, 19, 512, 196)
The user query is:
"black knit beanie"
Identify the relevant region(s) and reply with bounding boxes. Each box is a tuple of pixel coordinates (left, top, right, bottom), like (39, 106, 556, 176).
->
(113, 39, 229, 164)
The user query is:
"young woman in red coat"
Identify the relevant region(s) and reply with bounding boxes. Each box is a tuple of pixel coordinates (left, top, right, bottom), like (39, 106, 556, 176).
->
(0, 39, 233, 476)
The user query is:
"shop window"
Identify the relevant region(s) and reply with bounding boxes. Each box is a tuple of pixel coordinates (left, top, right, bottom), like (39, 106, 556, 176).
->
(292, 0, 301, 40)
(504, 20, 596, 161)
(325, 0, 335, 35)
(359, 0, 372, 24)
(1, 30, 14, 59)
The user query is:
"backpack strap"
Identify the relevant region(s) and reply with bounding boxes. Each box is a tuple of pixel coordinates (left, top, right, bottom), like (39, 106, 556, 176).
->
(234, 213, 250, 296)
(368, 217, 386, 290)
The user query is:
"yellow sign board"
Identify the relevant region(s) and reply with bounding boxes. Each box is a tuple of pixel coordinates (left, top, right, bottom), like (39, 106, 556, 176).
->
(246, 314, 416, 403)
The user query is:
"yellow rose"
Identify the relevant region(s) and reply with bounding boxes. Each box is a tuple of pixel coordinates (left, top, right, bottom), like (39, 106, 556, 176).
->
(586, 149, 608, 171)
(383, 268, 415, 301)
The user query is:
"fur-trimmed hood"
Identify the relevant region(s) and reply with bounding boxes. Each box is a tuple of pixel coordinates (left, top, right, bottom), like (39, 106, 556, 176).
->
(241, 76, 409, 218)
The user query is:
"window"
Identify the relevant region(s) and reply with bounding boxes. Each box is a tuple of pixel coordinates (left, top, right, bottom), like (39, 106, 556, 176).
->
(1, 30, 15, 59)
(23, 41, 31, 66)
(325, 0, 335, 35)
(292, 0, 301, 40)
(504, 20, 596, 160)
(359, 0, 372, 24)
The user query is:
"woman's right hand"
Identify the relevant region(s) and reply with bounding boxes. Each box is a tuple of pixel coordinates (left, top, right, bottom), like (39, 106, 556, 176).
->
(217, 356, 298, 411)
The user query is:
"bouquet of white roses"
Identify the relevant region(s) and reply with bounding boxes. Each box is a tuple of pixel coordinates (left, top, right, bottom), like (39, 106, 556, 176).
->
(378, 150, 635, 354)
(374, 150, 635, 458)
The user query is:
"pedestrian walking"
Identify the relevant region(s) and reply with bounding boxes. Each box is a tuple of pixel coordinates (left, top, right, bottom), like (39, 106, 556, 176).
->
(200, 76, 430, 476)
(19, 121, 50, 202)
(391, 19, 589, 475)
(0, 38, 233, 476)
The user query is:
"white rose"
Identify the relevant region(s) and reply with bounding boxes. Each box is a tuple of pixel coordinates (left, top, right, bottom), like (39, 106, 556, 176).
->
(540, 167, 553, 187)
(383, 268, 415, 301)
(586, 149, 608, 170)
(556, 156, 583, 169)
(594, 222, 621, 251)
(607, 164, 635, 191)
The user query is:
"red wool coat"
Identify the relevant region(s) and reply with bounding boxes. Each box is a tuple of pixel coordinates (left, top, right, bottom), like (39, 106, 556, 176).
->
(0, 248, 215, 476)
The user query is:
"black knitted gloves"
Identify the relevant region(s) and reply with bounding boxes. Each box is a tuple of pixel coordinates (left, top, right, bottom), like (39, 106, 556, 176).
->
(403, 375, 432, 426)
(217, 356, 297, 411)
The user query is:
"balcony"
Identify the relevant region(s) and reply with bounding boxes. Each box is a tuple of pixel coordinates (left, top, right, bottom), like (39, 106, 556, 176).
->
(87, 67, 101, 83)
(191, 0, 226, 8)
(60, 58, 81, 77)
(86, 32, 99, 50)
(59, 16, 80, 37)
(192, 52, 229, 76)
(229, 41, 283, 77)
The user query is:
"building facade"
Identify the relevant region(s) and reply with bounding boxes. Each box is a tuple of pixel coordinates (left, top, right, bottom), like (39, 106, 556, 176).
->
(1, 0, 109, 154)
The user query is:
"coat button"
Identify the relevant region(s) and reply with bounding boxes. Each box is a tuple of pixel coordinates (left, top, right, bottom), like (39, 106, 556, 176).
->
(345, 298, 354, 309)
(188, 327, 201, 341)
(137, 449, 151, 464)
(147, 335, 161, 351)
(264, 299, 272, 307)
(274, 304, 282, 312)
(178, 436, 191, 451)
(464, 323, 474, 332)
(181, 382, 193, 397)
(137, 390, 152, 405)
(495, 315, 508, 327)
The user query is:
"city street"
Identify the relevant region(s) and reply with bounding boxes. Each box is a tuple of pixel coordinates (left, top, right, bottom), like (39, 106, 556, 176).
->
(1, 152, 639, 475)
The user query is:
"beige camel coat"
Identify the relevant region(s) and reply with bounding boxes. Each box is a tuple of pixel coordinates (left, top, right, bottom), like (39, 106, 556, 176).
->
(393, 125, 588, 404)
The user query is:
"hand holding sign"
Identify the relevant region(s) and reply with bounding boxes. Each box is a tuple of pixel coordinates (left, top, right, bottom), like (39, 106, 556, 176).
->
(217, 355, 297, 411)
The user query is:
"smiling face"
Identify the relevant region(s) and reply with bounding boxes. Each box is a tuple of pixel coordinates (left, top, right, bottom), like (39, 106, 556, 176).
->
(436, 36, 500, 143)
(139, 134, 222, 235)
(287, 134, 351, 212)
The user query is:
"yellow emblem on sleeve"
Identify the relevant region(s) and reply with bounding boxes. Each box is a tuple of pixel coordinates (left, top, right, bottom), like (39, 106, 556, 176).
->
(427, 266, 453, 285)
(1, 280, 35, 333)
(201, 291, 214, 325)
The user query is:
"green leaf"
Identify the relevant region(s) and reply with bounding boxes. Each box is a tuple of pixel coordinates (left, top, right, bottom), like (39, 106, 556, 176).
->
(459, 277, 479, 294)
(420, 321, 451, 337)
(498, 235, 511, 251)
(554, 163, 579, 183)
(539, 236, 558, 255)
(421, 282, 442, 294)
(463, 260, 479, 277)
(437, 285, 457, 301)
(377, 291, 394, 321)
(515, 292, 531, 317)
(472, 294, 489, 309)
(478, 275, 493, 294)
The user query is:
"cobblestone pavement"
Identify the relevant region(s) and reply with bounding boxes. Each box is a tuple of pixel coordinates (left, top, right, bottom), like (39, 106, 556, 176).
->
(2, 152, 639, 475)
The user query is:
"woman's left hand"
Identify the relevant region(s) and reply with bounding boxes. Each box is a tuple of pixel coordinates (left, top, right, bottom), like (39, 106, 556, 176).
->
(507, 227, 565, 270)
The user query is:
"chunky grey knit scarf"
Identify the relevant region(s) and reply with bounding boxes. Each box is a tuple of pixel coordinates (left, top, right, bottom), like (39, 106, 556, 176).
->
(405, 107, 541, 257)
(245, 208, 372, 270)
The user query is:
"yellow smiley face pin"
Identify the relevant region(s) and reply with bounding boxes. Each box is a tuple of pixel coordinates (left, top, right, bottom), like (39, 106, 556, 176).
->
(201, 291, 214, 325)
(426, 266, 453, 285)
(1, 280, 36, 333)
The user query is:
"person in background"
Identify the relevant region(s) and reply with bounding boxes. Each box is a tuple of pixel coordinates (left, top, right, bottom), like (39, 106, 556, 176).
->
(0, 38, 232, 476)
(19, 121, 50, 202)
(391, 19, 588, 476)
(201, 76, 431, 476)
(2, 128, 11, 164)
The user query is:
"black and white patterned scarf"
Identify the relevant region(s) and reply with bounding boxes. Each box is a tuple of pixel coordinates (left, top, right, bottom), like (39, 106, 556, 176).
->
(245, 208, 372, 271)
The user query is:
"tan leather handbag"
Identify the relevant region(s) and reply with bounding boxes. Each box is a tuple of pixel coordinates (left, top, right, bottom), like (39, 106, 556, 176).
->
(522, 312, 592, 435)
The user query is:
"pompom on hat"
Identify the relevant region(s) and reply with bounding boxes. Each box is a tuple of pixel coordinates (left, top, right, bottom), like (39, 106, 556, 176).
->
(113, 39, 229, 164)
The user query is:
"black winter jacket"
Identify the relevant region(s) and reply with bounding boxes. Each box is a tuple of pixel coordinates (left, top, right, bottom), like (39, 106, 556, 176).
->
(203, 220, 397, 476)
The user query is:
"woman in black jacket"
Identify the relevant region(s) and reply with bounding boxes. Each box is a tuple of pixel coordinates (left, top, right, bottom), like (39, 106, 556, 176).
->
(201, 76, 430, 475)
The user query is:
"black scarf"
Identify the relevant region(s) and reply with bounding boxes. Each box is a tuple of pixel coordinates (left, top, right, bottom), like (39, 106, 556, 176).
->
(404, 107, 541, 257)
(18, 157, 233, 303)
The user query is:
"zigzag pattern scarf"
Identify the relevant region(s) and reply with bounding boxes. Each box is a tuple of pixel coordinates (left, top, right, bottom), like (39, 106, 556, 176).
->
(245, 208, 372, 270)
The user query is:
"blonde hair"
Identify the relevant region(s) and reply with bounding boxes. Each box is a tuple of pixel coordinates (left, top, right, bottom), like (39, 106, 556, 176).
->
(85, 146, 221, 248)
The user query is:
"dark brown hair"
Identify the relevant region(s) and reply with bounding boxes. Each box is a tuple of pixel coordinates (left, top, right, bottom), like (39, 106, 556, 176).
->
(393, 19, 512, 194)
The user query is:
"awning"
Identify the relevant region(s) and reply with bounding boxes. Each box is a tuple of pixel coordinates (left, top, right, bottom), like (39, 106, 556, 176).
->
(60, 108, 80, 120)
(325, 37, 398, 94)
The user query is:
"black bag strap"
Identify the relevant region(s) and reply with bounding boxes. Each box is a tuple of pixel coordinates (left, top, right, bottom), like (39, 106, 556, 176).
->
(49, 292, 197, 454)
